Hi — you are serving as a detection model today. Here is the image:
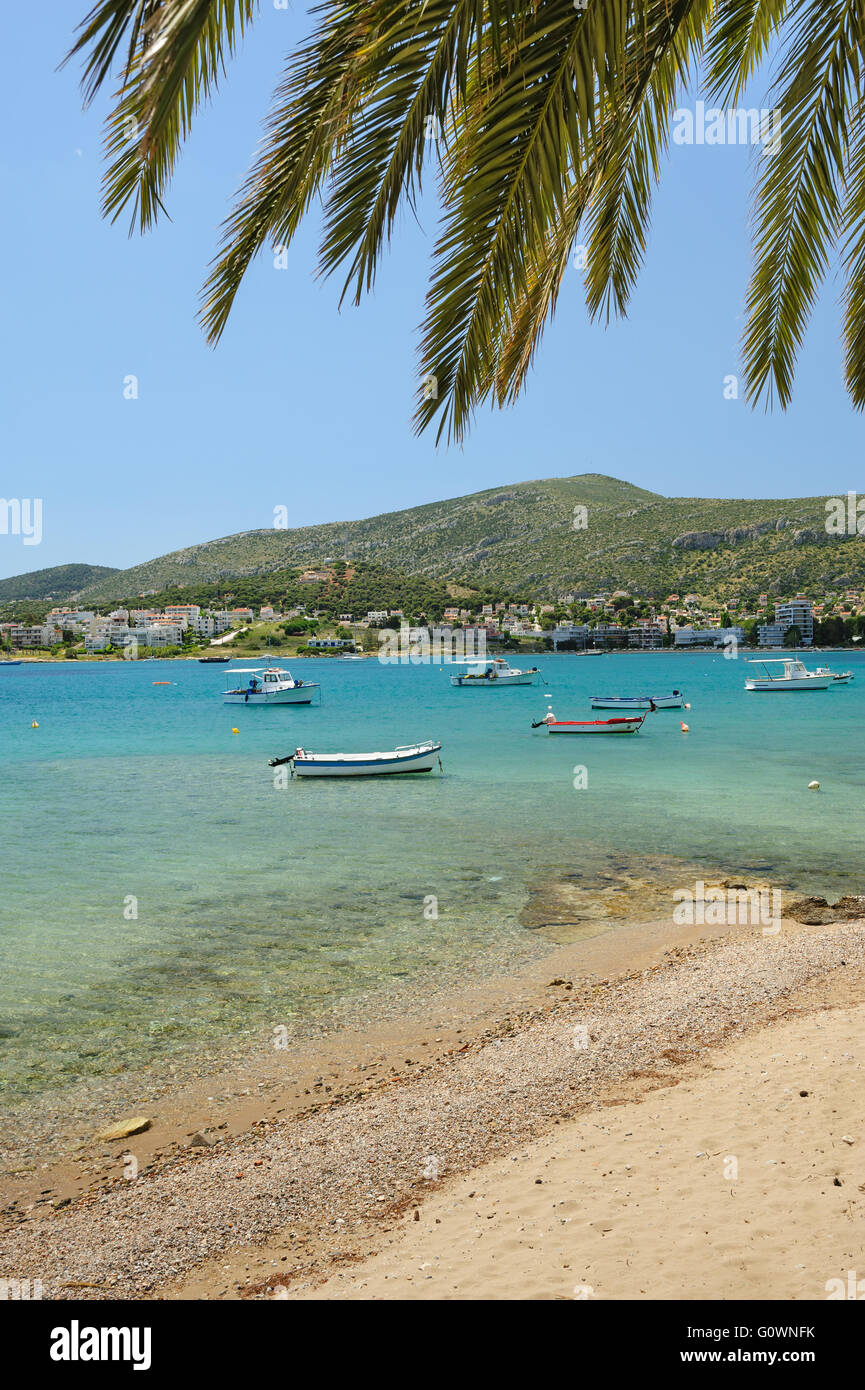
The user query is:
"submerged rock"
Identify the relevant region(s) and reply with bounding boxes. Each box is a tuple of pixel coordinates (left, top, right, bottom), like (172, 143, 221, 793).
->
(95, 1116, 152, 1142)
(786, 896, 865, 925)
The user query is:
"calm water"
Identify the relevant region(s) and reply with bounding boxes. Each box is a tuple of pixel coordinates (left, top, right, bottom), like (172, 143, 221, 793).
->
(1, 650, 863, 1107)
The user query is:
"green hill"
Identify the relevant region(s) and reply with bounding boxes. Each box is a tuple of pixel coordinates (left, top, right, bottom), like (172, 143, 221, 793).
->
(26, 475, 865, 607)
(0, 563, 118, 604)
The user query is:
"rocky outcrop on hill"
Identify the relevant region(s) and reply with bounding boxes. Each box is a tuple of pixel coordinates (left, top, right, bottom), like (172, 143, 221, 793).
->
(672, 531, 723, 550)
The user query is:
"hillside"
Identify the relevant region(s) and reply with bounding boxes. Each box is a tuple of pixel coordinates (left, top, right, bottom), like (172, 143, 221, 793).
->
(32, 475, 865, 606)
(0, 563, 118, 604)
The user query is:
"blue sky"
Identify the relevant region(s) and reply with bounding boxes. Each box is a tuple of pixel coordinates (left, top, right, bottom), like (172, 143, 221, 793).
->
(1, 4, 862, 579)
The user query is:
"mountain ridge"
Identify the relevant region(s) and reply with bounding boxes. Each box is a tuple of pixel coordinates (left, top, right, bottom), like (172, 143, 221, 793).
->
(5, 476, 864, 608)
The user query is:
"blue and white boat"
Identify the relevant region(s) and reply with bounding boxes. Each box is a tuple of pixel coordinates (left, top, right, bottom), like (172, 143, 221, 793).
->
(450, 658, 539, 687)
(223, 666, 319, 705)
(591, 690, 684, 710)
(270, 741, 442, 777)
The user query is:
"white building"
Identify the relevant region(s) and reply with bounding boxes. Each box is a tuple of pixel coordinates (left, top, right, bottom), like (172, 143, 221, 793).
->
(773, 598, 813, 645)
(164, 605, 200, 623)
(551, 624, 589, 650)
(132, 623, 185, 648)
(10, 624, 62, 648)
(675, 626, 745, 648)
(627, 622, 664, 649)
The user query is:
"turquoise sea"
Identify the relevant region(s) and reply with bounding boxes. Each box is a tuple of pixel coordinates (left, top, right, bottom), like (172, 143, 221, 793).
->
(1, 651, 863, 1114)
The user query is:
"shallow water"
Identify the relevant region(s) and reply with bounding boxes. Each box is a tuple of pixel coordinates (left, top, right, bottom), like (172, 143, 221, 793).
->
(1, 650, 862, 1108)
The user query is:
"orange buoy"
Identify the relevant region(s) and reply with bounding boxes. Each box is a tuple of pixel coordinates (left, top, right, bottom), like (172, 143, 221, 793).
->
(680, 721, 689, 732)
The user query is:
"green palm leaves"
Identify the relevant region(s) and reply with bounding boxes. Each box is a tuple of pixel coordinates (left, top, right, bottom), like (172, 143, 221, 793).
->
(70, 0, 865, 439)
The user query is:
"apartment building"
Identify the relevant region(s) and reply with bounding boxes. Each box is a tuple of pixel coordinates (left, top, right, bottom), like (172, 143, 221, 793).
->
(758, 597, 813, 647)
(675, 626, 745, 648)
(551, 624, 589, 650)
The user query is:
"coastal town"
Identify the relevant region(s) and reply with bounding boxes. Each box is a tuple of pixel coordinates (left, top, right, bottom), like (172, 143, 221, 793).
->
(1, 586, 862, 656)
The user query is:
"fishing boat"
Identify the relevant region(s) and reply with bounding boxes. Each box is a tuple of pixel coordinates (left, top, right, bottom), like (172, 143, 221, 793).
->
(223, 667, 320, 705)
(744, 659, 832, 692)
(449, 658, 540, 687)
(0, 659, 22, 666)
(269, 741, 442, 777)
(591, 690, 684, 710)
(199, 655, 230, 663)
(532, 708, 649, 734)
(814, 666, 854, 684)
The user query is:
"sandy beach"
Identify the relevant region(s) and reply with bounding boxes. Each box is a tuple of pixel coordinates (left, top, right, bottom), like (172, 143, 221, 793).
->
(2, 909, 864, 1302)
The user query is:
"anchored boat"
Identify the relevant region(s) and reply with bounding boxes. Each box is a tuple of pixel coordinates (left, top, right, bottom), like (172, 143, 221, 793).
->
(591, 690, 684, 710)
(223, 666, 320, 705)
(450, 658, 540, 687)
(814, 665, 854, 684)
(532, 708, 650, 734)
(270, 741, 442, 777)
(744, 659, 831, 692)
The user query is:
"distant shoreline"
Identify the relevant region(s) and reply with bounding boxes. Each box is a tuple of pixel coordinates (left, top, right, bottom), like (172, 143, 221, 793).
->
(3, 644, 859, 665)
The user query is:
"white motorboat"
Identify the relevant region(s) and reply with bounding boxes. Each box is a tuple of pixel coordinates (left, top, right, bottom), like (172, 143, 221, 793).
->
(450, 658, 539, 687)
(744, 659, 831, 691)
(270, 741, 442, 777)
(223, 667, 320, 705)
(814, 666, 854, 684)
(591, 690, 684, 710)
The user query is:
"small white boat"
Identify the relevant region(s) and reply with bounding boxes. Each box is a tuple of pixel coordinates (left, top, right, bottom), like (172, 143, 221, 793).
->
(744, 659, 831, 692)
(532, 709, 649, 734)
(814, 666, 854, 684)
(591, 691, 684, 710)
(223, 667, 320, 705)
(450, 658, 539, 687)
(270, 741, 442, 777)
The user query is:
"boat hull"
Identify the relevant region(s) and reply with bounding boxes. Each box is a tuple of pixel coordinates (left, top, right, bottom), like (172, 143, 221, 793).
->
(224, 686, 317, 704)
(450, 672, 537, 687)
(291, 743, 441, 776)
(591, 693, 683, 710)
(545, 716, 645, 734)
(744, 678, 831, 691)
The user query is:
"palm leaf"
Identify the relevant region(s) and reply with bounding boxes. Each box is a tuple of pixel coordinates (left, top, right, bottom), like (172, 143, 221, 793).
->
(69, 2, 257, 232)
(840, 89, 865, 403)
(743, 0, 861, 407)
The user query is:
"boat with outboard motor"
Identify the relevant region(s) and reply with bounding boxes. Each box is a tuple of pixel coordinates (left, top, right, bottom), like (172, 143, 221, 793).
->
(744, 659, 831, 691)
(449, 658, 539, 687)
(590, 690, 684, 710)
(814, 665, 854, 684)
(269, 741, 442, 776)
(532, 702, 652, 734)
(223, 667, 320, 705)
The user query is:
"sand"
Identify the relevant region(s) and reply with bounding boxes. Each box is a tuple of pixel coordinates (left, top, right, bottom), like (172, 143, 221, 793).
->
(296, 1002, 865, 1301)
(3, 914, 864, 1301)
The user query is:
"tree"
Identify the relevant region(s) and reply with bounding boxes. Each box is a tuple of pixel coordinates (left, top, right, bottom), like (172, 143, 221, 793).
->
(68, 1, 865, 444)
(783, 623, 802, 646)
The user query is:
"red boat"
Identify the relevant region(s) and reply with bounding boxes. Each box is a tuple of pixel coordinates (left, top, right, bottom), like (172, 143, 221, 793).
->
(532, 708, 650, 734)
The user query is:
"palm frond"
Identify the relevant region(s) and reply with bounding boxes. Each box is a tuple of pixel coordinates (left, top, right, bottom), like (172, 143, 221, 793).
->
(414, 0, 632, 444)
(705, 0, 787, 108)
(319, 0, 508, 305)
(200, 0, 399, 344)
(69, 2, 257, 232)
(840, 89, 865, 403)
(583, 0, 712, 324)
(743, 0, 861, 407)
